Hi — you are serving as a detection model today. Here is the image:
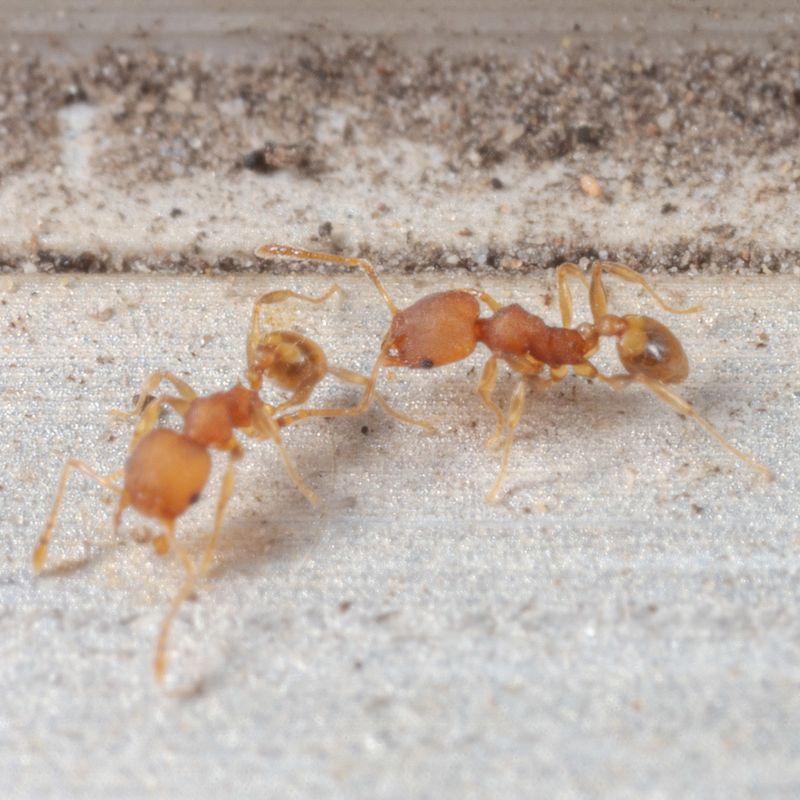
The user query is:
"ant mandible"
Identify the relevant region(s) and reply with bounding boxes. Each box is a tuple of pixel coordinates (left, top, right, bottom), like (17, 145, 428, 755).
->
(256, 245, 773, 500)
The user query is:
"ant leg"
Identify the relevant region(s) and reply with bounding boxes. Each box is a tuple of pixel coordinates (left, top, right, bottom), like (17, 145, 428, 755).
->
(252, 406, 320, 506)
(373, 392, 436, 432)
(34, 461, 124, 573)
(635, 376, 774, 480)
(124, 394, 191, 454)
(199, 457, 238, 576)
(254, 286, 341, 312)
(477, 356, 505, 449)
(484, 363, 567, 502)
(327, 365, 436, 431)
(486, 380, 527, 503)
(466, 289, 503, 312)
(270, 374, 324, 414)
(255, 244, 399, 315)
(275, 350, 388, 429)
(596, 372, 774, 479)
(590, 262, 703, 321)
(154, 522, 197, 681)
(555, 262, 590, 327)
(592, 371, 633, 390)
(111, 371, 197, 420)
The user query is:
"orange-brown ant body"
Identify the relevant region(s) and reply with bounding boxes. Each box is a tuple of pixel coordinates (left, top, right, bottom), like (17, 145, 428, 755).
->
(33, 286, 422, 681)
(256, 245, 773, 499)
(33, 374, 317, 680)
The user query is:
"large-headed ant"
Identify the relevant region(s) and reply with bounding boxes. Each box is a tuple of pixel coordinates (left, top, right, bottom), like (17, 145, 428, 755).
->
(33, 286, 422, 680)
(256, 245, 773, 500)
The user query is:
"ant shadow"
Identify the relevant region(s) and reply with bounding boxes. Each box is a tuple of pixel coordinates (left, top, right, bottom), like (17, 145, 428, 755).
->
(36, 554, 95, 578)
(158, 397, 419, 694)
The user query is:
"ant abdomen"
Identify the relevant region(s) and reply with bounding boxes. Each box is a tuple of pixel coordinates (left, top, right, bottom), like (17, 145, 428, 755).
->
(125, 429, 212, 520)
(617, 315, 689, 384)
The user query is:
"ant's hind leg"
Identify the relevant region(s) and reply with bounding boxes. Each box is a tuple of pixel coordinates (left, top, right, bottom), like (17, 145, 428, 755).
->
(590, 262, 703, 321)
(34, 461, 124, 573)
(486, 380, 527, 503)
(154, 524, 197, 681)
(477, 356, 505, 449)
(632, 376, 774, 480)
(199, 458, 238, 576)
(255, 244, 399, 316)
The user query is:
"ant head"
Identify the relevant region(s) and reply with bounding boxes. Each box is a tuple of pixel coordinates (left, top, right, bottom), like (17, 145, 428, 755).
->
(617, 315, 689, 384)
(249, 332, 327, 393)
(246, 337, 281, 390)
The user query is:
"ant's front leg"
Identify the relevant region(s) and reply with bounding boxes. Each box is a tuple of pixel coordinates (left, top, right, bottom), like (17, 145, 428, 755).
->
(112, 370, 198, 420)
(34, 461, 125, 573)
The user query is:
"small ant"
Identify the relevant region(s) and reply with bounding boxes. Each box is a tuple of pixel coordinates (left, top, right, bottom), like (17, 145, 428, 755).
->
(33, 375, 315, 681)
(33, 286, 423, 681)
(256, 245, 774, 500)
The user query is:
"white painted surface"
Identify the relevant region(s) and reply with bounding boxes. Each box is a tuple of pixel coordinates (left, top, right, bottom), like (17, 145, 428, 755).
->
(1, 272, 797, 798)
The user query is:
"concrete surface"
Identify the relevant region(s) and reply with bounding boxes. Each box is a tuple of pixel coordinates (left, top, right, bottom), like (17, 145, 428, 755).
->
(1, 2, 800, 798)
(1, 0, 798, 52)
(0, 9, 799, 275)
(0, 271, 797, 799)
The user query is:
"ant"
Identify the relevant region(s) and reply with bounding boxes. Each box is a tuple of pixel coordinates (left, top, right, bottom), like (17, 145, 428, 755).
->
(33, 376, 315, 681)
(256, 245, 774, 500)
(33, 285, 424, 681)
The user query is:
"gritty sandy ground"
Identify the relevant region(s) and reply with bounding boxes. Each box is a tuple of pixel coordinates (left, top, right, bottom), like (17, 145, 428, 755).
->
(0, 35, 799, 275)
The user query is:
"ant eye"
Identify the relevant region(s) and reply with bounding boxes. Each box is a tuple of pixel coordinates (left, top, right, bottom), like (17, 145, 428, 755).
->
(189, 492, 201, 505)
(419, 358, 434, 369)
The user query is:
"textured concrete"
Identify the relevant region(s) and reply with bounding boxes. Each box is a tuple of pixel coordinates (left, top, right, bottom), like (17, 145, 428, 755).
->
(1, 2, 799, 798)
(1, 7, 799, 276)
(1, 0, 798, 51)
(0, 271, 797, 799)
